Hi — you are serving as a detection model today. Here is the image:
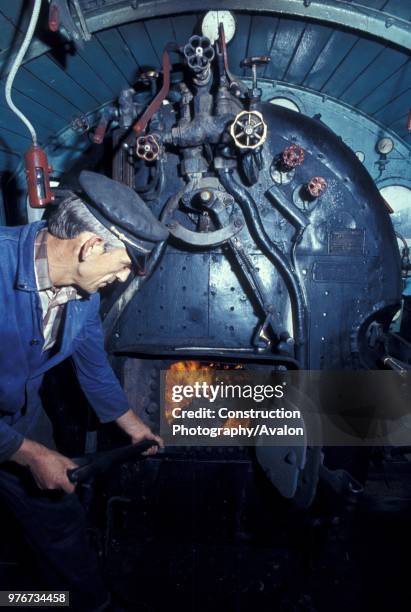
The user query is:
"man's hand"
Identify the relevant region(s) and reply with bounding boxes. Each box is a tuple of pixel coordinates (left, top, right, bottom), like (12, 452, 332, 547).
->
(11, 439, 78, 494)
(115, 409, 163, 455)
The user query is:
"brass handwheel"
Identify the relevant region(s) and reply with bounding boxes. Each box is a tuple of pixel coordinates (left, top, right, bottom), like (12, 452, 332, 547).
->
(230, 110, 267, 150)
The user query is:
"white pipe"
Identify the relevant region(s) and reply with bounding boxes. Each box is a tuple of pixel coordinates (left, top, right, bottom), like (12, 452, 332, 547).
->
(5, 0, 43, 145)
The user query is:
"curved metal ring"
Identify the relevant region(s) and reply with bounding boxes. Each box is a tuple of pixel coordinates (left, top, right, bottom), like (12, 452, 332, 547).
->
(167, 216, 243, 247)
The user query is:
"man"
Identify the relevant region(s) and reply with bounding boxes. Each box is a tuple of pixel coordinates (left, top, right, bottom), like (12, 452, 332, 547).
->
(0, 171, 169, 610)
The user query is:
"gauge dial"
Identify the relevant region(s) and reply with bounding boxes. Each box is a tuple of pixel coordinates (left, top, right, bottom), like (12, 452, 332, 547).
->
(201, 10, 236, 44)
(377, 137, 394, 155)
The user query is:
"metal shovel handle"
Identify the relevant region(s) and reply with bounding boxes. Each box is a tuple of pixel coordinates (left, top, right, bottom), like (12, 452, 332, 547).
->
(67, 440, 159, 484)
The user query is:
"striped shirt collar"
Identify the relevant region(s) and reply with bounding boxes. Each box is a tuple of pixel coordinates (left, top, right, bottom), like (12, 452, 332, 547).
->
(34, 228, 81, 302)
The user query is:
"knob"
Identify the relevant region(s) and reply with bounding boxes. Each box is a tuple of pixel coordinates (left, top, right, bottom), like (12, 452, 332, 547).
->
(230, 110, 267, 150)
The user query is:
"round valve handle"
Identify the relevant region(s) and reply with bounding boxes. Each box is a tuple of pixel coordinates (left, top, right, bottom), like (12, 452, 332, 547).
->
(282, 144, 305, 169)
(241, 55, 271, 89)
(183, 35, 215, 73)
(136, 134, 161, 162)
(307, 176, 328, 198)
(241, 55, 271, 67)
(230, 110, 268, 150)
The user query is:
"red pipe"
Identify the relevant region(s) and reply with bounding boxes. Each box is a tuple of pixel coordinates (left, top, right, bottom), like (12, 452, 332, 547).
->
(132, 49, 171, 136)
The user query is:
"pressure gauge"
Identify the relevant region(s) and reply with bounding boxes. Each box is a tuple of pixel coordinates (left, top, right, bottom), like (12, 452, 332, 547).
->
(201, 10, 236, 44)
(377, 137, 394, 155)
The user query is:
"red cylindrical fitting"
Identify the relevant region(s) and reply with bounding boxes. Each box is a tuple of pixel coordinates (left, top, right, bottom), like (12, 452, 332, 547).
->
(24, 145, 54, 208)
(93, 120, 109, 144)
(48, 3, 59, 32)
(307, 176, 327, 198)
(282, 144, 305, 169)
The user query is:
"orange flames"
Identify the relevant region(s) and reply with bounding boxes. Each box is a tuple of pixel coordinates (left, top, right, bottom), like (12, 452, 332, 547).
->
(164, 361, 249, 432)
(165, 361, 216, 423)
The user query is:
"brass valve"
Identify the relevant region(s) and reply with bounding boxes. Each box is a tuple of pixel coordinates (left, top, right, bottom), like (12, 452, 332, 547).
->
(240, 55, 271, 92)
(136, 134, 160, 161)
(230, 110, 267, 150)
(282, 144, 305, 169)
(307, 176, 327, 198)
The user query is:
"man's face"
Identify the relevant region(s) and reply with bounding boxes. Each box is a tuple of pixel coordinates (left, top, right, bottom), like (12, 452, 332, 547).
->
(77, 241, 132, 294)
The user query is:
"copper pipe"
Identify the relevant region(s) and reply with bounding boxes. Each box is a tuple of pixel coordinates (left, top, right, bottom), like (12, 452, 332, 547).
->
(132, 48, 171, 135)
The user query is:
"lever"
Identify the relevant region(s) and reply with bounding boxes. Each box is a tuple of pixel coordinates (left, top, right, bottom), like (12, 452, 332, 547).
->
(132, 48, 171, 136)
(241, 55, 271, 95)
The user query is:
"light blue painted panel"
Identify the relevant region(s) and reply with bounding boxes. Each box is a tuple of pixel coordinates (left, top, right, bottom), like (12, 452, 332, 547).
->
(353, 0, 391, 9)
(144, 17, 175, 61)
(383, 0, 411, 21)
(223, 13, 251, 74)
(118, 21, 160, 70)
(170, 14, 198, 44)
(0, 147, 20, 171)
(284, 22, 334, 85)
(0, 85, 66, 136)
(25, 55, 98, 112)
(0, 0, 32, 54)
(0, 13, 19, 53)
(343, 47, 409, 106)
(95, 29, 138, 85)
(0, 1, 30, 28)
(78, 37, 128, 96)
(11, 68, 81, 119)
(59, 52, 115, 104)
(265, 17, 305, 81)
(358, 59, 411, 114)
(47, 136, 91, 173)
(374, 89, 411, 126)
(0, 103, 35, 137)
(302, 30, 357, 91)
(0, 125, 31, 152)
(245, 15, 279, 78)
(388, 114, 410, 135)
(323, 38, 382, 98)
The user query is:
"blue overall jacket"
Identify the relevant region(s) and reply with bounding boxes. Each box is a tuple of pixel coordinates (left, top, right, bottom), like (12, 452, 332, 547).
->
(0, 220, 129, 462)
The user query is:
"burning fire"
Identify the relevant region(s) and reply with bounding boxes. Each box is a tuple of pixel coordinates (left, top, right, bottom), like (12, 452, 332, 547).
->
(169, 360, 201, 372)
(164, 361, 249, 432)
(165, 361, 216, 423)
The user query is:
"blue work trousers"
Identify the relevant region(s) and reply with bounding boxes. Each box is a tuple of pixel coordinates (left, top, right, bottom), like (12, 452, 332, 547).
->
(0, 463, 109, 611)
